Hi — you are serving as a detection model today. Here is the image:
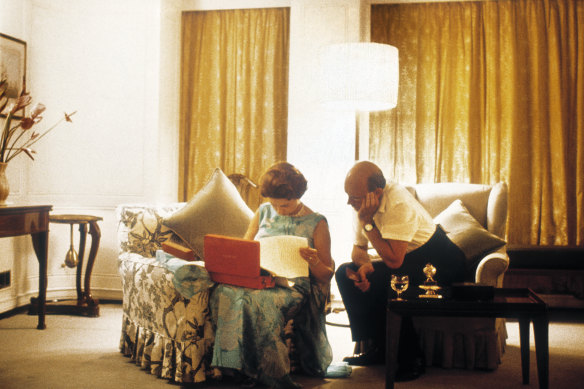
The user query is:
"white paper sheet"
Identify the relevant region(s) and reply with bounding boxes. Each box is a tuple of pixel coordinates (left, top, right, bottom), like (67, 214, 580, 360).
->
(258, 235, 309, 278)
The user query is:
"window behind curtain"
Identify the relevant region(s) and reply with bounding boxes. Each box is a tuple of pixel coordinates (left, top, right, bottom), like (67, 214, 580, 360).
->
(370, 0, 584, 246)
(179, 8, 290, 209)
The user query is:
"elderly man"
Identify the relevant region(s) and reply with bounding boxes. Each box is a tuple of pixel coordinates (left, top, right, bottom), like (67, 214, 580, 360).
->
(335, 161, 466, 381)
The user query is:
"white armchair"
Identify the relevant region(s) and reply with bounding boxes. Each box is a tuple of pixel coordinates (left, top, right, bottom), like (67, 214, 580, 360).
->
(408, 182, 509, 370)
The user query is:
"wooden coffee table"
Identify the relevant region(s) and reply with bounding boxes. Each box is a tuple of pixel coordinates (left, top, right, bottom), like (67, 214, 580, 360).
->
(385, 288, 548, 389)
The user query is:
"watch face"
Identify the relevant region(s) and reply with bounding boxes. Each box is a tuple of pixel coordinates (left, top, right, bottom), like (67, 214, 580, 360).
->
(364, 223, 373, 232)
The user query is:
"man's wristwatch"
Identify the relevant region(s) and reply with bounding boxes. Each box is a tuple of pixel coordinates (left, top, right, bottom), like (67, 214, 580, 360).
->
(364, 221, 375, 232)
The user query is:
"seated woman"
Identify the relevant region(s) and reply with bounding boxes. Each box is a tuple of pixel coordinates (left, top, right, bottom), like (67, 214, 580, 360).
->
(209, 162, 335, 388)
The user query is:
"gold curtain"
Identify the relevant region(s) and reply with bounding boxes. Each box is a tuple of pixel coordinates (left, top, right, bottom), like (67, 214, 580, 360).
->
(370, 0, 584, 246)
(180, 8, 290, 209)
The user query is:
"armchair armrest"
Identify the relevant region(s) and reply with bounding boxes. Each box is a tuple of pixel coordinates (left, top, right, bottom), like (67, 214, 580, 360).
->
(116, 203, 186, 258)
(475, 247, 509, 287)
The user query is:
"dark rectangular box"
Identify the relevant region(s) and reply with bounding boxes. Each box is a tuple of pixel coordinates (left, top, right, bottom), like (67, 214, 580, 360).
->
(451, 282, 494, 301)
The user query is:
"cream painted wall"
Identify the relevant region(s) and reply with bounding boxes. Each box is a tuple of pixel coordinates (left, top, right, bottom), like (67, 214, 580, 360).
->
(0, 0, 170, 313)
(1, 0, 40, 312)
(0, 0, 380, 314)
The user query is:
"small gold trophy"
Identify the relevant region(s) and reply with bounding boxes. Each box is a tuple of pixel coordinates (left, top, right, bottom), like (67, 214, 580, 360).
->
(419, 263, 442, 298)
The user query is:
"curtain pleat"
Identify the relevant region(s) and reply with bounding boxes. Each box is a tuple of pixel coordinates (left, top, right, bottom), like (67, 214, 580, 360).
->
(180, 9, 289, 209)
(370, 0, 584, 245)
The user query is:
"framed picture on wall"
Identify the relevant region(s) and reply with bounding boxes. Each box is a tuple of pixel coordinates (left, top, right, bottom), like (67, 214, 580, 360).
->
(0, 32, 27, 118)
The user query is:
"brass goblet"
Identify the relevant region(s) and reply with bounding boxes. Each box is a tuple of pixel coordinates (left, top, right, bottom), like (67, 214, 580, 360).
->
(391, 274, 409, 300)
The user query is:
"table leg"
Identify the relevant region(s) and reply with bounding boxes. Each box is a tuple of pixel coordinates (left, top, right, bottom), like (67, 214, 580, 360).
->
(533, 314, 549, 389)
(385, 310, 402, 389)
(518, 316, 530, 384)
(76, 223, 87, 303)
(30, 231, 49, 330)
(83, 221, 101, 306)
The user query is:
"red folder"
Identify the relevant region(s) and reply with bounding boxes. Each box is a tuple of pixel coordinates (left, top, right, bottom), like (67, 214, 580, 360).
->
(203, 234, 275, 289)
(162, 241, 197, 261)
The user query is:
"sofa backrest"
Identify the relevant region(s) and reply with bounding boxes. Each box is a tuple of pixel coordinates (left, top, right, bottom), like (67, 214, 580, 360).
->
(116, 203, 189, 258)
(406, 182, 508, 239)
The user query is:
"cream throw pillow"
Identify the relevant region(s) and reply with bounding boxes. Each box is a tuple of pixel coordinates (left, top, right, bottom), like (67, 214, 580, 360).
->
(434, 199, 506, 261)
(162, 168, 253, 259)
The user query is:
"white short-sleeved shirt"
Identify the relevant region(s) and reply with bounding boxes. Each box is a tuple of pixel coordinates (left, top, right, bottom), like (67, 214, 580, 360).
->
(354, 183, 436, 253)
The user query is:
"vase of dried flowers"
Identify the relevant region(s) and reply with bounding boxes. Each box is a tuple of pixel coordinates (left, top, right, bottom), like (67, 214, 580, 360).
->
(1, 78, 76, 204)
(0, 162, 8, 205)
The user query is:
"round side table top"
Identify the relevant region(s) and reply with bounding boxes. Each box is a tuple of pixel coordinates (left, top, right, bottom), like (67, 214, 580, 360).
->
(49, 214, 103, 224)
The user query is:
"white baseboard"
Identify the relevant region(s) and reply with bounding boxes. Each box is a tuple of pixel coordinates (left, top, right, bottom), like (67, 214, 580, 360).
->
(0, 286, 122, 314)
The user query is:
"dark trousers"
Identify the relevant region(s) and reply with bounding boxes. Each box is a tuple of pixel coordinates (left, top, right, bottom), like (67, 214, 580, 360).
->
(335, 226, 465, 364)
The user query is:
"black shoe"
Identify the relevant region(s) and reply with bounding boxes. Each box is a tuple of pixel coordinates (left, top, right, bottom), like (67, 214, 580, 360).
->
(395, 357, 425, 382)
(241, 377, 258, 389)
(342, 346, 385, 366)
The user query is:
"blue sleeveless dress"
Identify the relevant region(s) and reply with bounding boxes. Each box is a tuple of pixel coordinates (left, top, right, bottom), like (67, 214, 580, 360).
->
(209, 203, 333, 385)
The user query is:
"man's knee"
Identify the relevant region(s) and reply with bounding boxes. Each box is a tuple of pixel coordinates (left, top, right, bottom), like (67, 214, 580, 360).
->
(335, 262, 348, 279)
(335, 262, 355, 292)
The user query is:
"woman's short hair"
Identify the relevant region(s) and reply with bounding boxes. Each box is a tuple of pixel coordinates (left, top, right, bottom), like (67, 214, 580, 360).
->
(260, 162, 307, 199)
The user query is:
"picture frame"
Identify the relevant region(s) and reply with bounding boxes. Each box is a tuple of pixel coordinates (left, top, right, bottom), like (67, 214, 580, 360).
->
(0, 32, 27, 118)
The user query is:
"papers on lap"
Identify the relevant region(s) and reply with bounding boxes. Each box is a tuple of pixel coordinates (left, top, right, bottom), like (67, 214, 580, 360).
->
(203, 234, 309, 282)
(258, 235, 309, 278)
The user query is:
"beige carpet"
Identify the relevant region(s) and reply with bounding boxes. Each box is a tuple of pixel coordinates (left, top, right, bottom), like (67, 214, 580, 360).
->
(0, 303, 583, 388)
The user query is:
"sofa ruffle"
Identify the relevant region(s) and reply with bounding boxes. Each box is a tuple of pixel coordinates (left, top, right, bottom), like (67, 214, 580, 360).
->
(119, 312, 213, 383)
(414, 317, 507, 370)
(117, 250, 214, 383)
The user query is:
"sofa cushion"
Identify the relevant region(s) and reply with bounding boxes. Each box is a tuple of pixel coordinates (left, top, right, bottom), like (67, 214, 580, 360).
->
(412, 183, 492, 225)
(163, 168, 254, 259)
(434, 199, 506, 263)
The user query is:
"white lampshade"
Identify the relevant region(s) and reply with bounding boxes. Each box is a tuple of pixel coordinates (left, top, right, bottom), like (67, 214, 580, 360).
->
(320, 42, 399, 111)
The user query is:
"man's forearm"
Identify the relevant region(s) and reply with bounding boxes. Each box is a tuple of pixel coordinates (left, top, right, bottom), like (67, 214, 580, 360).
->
(362, 223, 407, 268)
(351, 245, 371, 267)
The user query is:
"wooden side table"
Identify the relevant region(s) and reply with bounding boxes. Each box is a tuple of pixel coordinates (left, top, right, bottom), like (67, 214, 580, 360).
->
(0, 205, 52, 329)
(385, 288, 549, 389)
(30, 214, 102, 317)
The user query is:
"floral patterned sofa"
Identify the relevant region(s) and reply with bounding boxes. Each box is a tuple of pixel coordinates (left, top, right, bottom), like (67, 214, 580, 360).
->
(117, 202, 216, 383)
(117, 173, 510, 382)
(116, 169, 265, 384)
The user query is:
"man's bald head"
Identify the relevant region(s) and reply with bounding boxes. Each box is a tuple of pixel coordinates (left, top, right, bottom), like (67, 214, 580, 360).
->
(345, 161, 386, 191)
(344, 161, 386, 211)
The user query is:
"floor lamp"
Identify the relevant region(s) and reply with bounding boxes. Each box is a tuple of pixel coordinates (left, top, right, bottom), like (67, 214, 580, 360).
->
(320, 42, 399, 160)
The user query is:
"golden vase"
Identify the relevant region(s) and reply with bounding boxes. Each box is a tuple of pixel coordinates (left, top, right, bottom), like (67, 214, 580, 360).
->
(0, 163, 9, 205)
